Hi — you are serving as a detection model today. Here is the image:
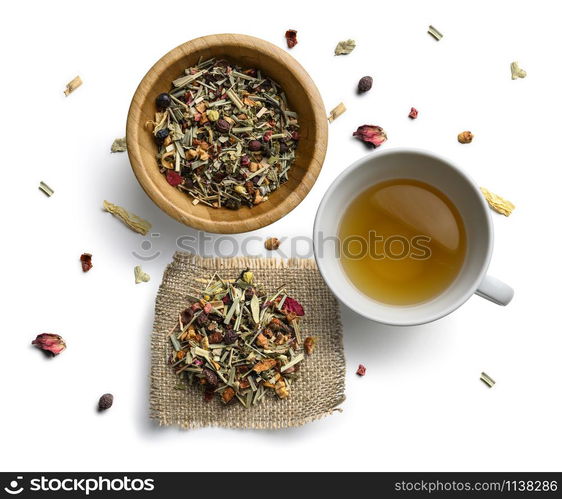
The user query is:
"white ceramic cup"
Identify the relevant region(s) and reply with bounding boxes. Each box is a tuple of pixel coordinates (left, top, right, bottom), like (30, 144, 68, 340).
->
(313, 148, 514, 326)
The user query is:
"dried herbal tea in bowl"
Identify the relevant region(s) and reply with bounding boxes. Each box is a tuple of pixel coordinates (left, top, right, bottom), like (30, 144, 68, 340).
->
(168, 270, 312, 408)
(146, 58, 300, 210)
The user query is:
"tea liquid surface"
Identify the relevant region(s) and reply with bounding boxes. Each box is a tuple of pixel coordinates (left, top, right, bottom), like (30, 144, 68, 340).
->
(338, 179, 467, 305)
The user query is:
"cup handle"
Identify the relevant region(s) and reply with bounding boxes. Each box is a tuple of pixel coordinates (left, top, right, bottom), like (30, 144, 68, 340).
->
(475, 275, 514, 306)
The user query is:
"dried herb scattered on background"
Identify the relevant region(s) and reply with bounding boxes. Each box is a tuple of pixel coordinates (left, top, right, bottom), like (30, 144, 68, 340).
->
(168, 271, 312, 408)
(408, 107, 418, 119)
(264, 237, 281, 251)
(38, 181, 54, 197)
(64, 76, 83, 96)
(335, 39, 356, 55)
(357, 76, 373, 93)
(480, 372, 495, 388)
(134, 265, 150, 284)
(285, 29, 298, 48)
(328, 102, 346, 123)
(32, 334, 66, 356)
(480, 187, 515, 216)
(103, 200, 152, 235)
(353, 125, 387, 148)
(111, 137, 127, 153)
(147, 58, 300, 210)
(356, 364, 366, 376)
(428, 25, 443, 41)
(457, 131, 473, 144)
(510, 61, 527, 80)
(80, 253, 93, 272)
(98, 393, 114, 410)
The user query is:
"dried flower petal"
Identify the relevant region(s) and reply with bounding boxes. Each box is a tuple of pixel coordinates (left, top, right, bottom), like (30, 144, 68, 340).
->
(480, 187, 515, 216)
(353, 125, 387, 148)
(457, 131, 473, 144)
(32, 333, 66, 356)
(285, 29, 298, 49)
(166, 170, 183, 187)
(335, 39, 356, 55)
(283, 297, 305, 316)
(356, 364, 367, 376)
(80, 253, 93, 272)
(408, 107, 418, 119)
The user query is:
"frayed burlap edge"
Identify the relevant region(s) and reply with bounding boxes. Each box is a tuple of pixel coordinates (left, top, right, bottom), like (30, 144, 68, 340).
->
(150, 252, 346, 430)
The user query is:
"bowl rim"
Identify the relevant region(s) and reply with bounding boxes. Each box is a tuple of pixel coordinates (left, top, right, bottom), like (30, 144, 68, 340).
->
(126, 33, 328, 234)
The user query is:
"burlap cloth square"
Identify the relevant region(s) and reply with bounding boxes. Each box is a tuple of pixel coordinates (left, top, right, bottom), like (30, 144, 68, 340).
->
(150, 252, 346, 429)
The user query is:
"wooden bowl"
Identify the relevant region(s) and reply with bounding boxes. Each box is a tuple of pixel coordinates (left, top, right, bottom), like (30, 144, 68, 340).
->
(126, 34, 328, 233)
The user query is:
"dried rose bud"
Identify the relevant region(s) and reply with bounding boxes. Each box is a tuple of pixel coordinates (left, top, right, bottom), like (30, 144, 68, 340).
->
(263, 130, 273, 142)
(264, 237, 281, 250)
(458, 131, 474, 144)
(166, 170, 183, 186)
(356, 364, 367, 376)
(283, 297, 305, 316)
(98, 393, 114, 410)
(353, 125, 387, 148)
(248, 140, 262, 152)
(32, 333, 66, 356)
(80, 253, 93, 272)
(408, 107, 418, 119)
(240, 155, 251, 167)
(215, 119, 231, 134)
(285, 29, 298, 49)
(357, 76, 373, 93)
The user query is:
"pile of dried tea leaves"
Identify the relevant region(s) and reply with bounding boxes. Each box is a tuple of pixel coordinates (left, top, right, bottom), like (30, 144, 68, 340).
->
(169, 270, 313, 408)
(147, 58, 300, 210)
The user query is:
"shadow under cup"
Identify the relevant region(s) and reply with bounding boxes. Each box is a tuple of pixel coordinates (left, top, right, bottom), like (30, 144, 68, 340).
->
(313, 149, 493, 326)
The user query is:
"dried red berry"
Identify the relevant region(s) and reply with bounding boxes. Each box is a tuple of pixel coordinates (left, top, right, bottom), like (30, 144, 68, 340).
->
(208, 331, 223, 344)
(248, 140, 262, 152)
(181, 307, 194, 325)
(240, 155, 251, 167)
(357, 76, 373, 93)
(283, 297, 305, 316)
(223, 328, 238, 345)
(356, 364, 367, 376)
(285, 29, 298, 49)
(166, 170, 183, 186)
(32, 333, 66, 356)
(263, 130, 273, 142)
(80, 253, 93, 272)
(202, 367, 218, 387)
(408, 107, 418, 119)
(98, 393, 114, 411)
(353, 125, 387, 148)
(215, 119, 231, 133)
(290, 131, 299, 141)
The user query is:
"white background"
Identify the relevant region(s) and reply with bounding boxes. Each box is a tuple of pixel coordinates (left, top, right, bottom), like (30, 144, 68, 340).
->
(1, 0, 560, 472)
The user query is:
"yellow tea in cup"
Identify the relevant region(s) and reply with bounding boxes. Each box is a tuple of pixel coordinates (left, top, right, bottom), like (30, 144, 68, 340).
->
(338, 179, 466, 305)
